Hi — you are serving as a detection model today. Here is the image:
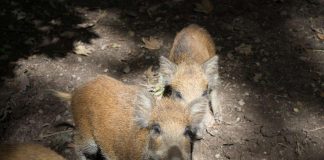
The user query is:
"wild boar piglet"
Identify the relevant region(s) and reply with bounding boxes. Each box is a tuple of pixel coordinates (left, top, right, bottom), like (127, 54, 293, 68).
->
(0, 143, 65, 160)
(55, 75, 208, 160)
(160, 24, 219, 108)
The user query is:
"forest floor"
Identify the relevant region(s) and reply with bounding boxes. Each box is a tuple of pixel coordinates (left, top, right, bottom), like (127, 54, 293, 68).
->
(0, 0, 323, 159)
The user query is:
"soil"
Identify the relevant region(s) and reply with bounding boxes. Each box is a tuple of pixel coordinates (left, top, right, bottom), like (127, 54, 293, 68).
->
(0, 0, 323, 160)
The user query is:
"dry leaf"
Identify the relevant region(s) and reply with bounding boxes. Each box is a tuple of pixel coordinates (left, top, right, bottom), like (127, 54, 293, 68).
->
(238, 99, 245, 106)
(73, 41, 93, 56)
(194, 0, 214, 14)
(317, 33, 324, 41)
(111, 43, 121, 48)
(142, 36, 162, 50)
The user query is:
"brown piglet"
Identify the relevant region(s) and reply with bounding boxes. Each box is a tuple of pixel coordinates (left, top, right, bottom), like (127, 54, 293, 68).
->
(0, 143, 66, 160)
(159, 24, 220, 135)
(55, 75, 208, 160)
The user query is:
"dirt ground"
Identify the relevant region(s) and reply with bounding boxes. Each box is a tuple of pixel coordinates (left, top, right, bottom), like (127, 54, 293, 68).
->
(0, 0, 323, 159)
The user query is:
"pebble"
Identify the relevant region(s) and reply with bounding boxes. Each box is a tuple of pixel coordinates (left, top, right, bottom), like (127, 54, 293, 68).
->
(66, 119, 73, 123)
(293, 108, 299, 113)
(104, 69, 109, 73)
(77, 57, 82, 62)
(238, 99, 245, 106)
(55, 115, 62, 122)
(215, 154, 221, 159)
(38, 109, 43, 114)
(64, 110, 70, 116)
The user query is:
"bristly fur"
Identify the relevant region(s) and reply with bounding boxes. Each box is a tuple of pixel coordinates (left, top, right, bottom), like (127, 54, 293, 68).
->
(65, 75, 207, 160)
(159, 24, 219, 137)
(134, 89, 155, 128)
(169, 24, 216, 64)
(0, 143, 66, 160)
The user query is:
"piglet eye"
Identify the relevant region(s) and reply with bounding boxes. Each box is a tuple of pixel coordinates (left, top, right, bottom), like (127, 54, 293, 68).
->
(151, 124, 161, 134)
(202, 90, 208, 97)
(174, 90, 183, 99)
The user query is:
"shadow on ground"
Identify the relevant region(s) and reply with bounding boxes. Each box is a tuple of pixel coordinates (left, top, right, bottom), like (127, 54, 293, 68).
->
(0, 0, 99, 84)
(0, 0, 323, 159)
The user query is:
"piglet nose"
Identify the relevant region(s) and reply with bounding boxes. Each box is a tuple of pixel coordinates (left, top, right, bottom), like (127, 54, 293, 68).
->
(167, 146, 184, 160)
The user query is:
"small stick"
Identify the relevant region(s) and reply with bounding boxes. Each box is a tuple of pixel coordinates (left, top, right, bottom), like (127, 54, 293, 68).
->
(39, 129, 73, 139)
(307, 126, 324, 132)
(312, 49, 324, 52)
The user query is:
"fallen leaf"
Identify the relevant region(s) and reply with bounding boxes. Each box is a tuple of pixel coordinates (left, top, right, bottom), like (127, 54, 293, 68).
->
(142, 36, 162, 50)
(293, 108, 299, 113)
(238, 99, 245, 106)
(194, 0, 214, 14)
(111, 43, 121, 48)
(77, 22, 95, 28)
(73, 41, 93, 56)
(317, 33, 324, 41)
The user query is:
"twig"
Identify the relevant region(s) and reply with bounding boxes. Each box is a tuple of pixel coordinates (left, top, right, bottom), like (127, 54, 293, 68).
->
(277, 143, 289, 148)
(309, 49, 324, 53)
(307, 126, 324, 132)
(38, 129, 73, 139)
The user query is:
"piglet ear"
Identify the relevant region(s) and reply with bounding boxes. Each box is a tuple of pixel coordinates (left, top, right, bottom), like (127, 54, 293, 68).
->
(202, 55, 219, 89)
(189, 97, 208, 130)
(134, 90, 155, 128)
(159, 56, 177, 85)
